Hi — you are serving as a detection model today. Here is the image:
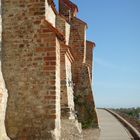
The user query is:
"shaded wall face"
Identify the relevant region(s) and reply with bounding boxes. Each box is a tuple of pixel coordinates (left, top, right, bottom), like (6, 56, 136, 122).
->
(2, 0, 61, 139)
(65, 54, 75, 119)
(56, 15, 75, 119)
(56, 15, 70, 45)
(68, 19, 98, 128)
(86, 42, 94, 81)
(69, 18, 86, 61)
(59, 0, 70, 21)
(55, 38, 61, 138)
(60, 48, 67, 110)
(59, 0, 78, 21)
(73, 64, 98, 128)
(60, 46, 75, 119)
(86, 42, 93, 67)
(56, 15, 66, 34)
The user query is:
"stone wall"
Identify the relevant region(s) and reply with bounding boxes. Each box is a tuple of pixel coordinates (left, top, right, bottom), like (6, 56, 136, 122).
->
(69, 22, 98, 127)
(1, 0, 62, 139)
(86, 41, 95, 83)
(60, 44, 75, 120)
(60, 45, 69, 119)
(54, 38, 61, 139)
(56, 15, 70, 45)
(69, 17, 87, 61)
(65, 53, 75, 119)
(59, 0, 98, 128)
(1, 0, 98, 139)
(59, 0, 78, 21)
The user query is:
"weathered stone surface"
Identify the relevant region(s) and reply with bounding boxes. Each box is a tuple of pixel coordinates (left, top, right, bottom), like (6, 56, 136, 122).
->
(2, 0, 61, 139)
(60, 44, 75, 120)
(61, 119, 83, 140)
(1, 0, 98, 139)
(73, 64, 98, 128)
(60, 0, 98, 128)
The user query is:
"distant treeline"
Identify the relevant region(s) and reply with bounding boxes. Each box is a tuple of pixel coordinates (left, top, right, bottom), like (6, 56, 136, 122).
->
(114, 107, 140, 120)
(113, 107, 140, 132)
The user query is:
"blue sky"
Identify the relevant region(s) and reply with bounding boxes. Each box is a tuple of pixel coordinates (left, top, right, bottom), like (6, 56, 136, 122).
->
(55, 0, 140, 108)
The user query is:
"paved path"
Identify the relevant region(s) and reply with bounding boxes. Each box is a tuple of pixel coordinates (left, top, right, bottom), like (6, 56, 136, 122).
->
(96, 109, 134, 140)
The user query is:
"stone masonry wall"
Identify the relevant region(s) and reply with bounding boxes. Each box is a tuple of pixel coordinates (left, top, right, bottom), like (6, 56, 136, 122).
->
(2, 0, 61, 139)
(69, 32, 98, 127)
(1, 0, 98, 139)
(86, 41, 95, 82)
(59, 0, 78, 22)
(60, 46, 68, 118)
(56, 14, 76, 120)
(60, 44, 75, 120)
(69, 17, 87, 61)
(56, 15, 70, 45)
(54, 38, 61, 139)
(65, 53, 75, 119)
(59, 0, 98, 128)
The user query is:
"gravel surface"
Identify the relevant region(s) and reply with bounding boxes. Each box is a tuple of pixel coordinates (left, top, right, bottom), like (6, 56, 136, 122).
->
(83, 128, 100, 140)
